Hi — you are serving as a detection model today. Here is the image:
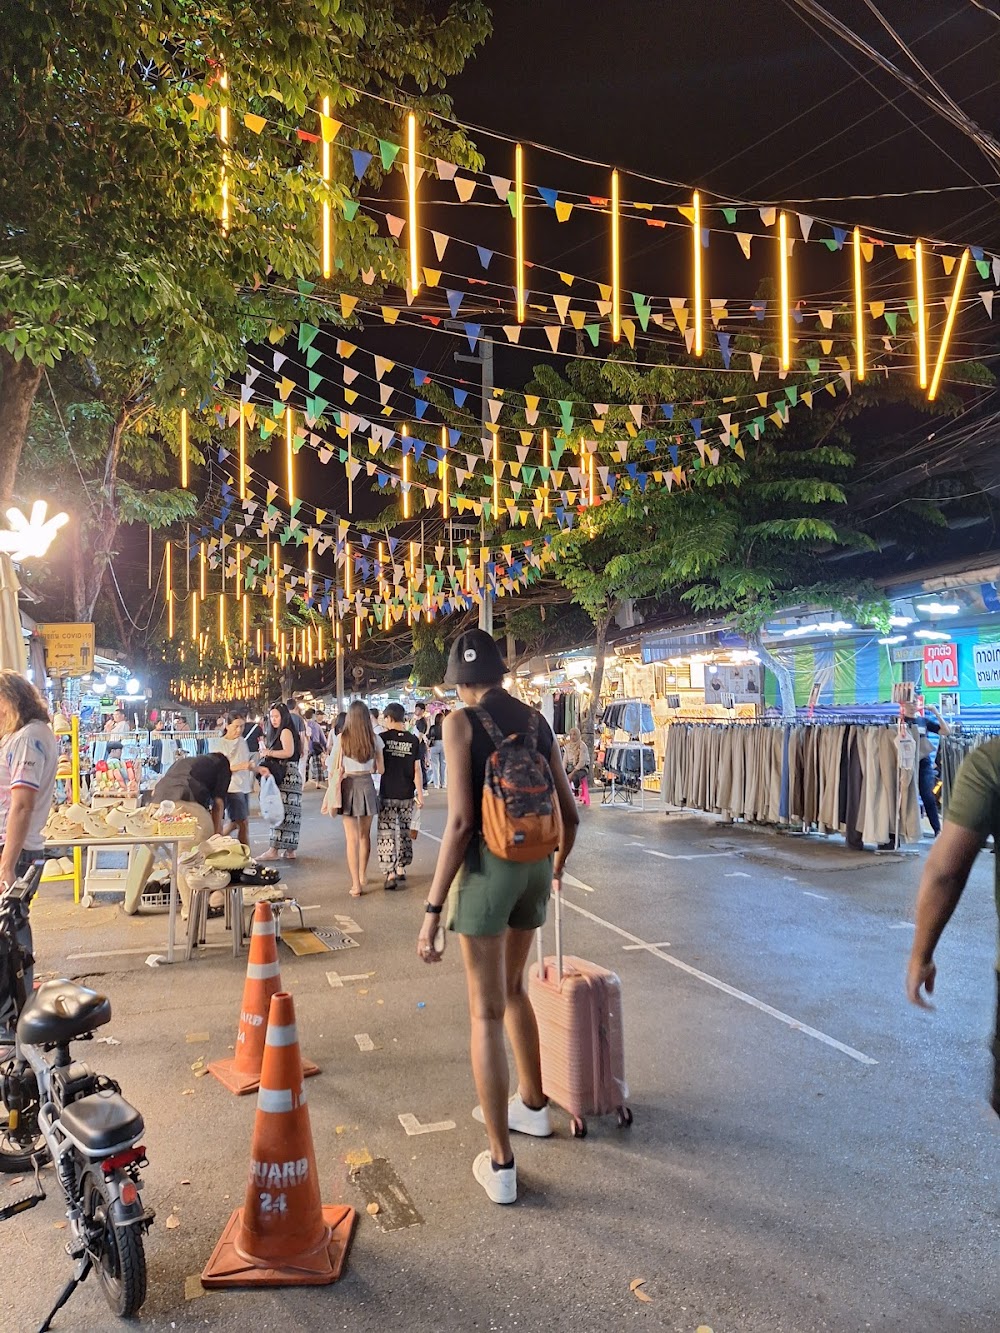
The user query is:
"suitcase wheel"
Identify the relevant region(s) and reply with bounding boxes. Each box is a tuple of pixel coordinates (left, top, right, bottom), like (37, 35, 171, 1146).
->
(617, 1105, 633, 1129)
(570, 1116, 587, 1139)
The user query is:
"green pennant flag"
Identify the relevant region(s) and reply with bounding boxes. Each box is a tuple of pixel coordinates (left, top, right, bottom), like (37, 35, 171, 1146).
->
(584, 323, 600, 347)
(558, 401, 574, 434)
(311, 396, 330, 419)
(297, 323, 320, 351)
(522, 465, 537, 486)
(537, 466, 550, 483)
(308, 370, 323, 391)
(884, 311, 898, 335)
(261, 419, 276, 439)
(271, 399, 284, 418)
(290, 499, 302, 518)
(785, 385, 798, 406)
(977, 259, 991, 281)
(379, 139, 401, 171)
(905, 298, 917, 324)
(342, 198, 360, 222)
(753, 414, 766, 435)
(722, 207, 737, 225)
(279, 526, 292, 544)
(297, 278, 316, 295)
(822, 238, 839, 252)
(806, 358, 820, 375)
(306, 346, 322, 368)
(338, 448, 348, 463)
(507, 190, 517, 219)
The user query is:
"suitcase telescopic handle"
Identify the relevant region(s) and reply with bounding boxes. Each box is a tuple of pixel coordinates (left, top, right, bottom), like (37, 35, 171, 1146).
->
(535, 875, 564, 982)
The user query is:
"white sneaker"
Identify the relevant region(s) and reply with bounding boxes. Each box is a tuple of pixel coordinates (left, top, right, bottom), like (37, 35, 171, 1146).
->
(472, 1092, 553, 1138)
(473, 1150, 516, 1204)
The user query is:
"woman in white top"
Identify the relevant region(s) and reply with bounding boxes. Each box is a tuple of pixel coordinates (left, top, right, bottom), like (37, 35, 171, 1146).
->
(211, 710, 254, 846)
(323, 700, 384, 897)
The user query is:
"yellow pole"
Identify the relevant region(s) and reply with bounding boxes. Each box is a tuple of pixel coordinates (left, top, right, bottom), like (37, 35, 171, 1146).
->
(610, 169, 621, 343)
(407, 113, 420, 297)
(915, 238, 928, 390)
(515, 144, 526, 323)
(928, 248, 970, 402)
(692, 191, 703, 357)
(321, 95, 333, 280)
(852, 225, 866, 382)
(778, 211, 791, 371)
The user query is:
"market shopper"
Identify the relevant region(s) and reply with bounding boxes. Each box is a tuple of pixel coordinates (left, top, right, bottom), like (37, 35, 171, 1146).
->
(562, 726, 591, 796)
(303, 707, 327, 787)
(104, 708, 130, 737)
(417, 629, 579, 1205)
(286, 697, 309, 785)
(428, 709, 448, 788)
(152, 749, 231, 916)
(413, 700, 429, 787)
(901, 699, 950, 837)
(377, 702, 424, 890)
(258, 702, 302, 861)
(0, 671, 59, 887)
(907, 737, 1000, 1118)
(211, 710, 254, 847)
(324, 700, 383, 897)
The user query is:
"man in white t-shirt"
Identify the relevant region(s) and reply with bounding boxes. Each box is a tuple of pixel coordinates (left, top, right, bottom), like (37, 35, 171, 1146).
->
(0, 672, 59, 887)
(104, 708, 130, 736)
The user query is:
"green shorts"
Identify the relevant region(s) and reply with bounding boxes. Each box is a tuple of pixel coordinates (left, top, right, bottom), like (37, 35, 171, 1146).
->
(447, 839, 553, 937)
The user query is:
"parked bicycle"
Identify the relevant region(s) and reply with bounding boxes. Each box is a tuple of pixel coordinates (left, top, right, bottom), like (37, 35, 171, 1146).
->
(0, 865, 154, 1329)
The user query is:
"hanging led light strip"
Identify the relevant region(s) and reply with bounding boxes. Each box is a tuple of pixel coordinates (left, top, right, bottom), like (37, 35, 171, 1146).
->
(285, 406, 295, 506)
(915, 239, 928, 390)
(165, 541, 173, 639)
(692, 191, 703, 357)
(407, 113, 420, 297)
(344, 539, 352, 598)
(179, 407, 189, 489)
(320, 95, 333, 280)
(515, 143, 526, 324)
(219, 71, 230, 235)
(928, 248, 970, 402)
(238, 408, 247, 499)
(199, 541, 207, 599)
(440, 424, 449, 519)
(218, 592, 226, 639)
(401, 424, 410, 519)
(241, 593, 249, 645)
(610, 169, 621, 344)
(778, 212, 791, 372)
(271, 541, 280, 640)
(852, 226, 865, 382)
(542, 428, 551, 518)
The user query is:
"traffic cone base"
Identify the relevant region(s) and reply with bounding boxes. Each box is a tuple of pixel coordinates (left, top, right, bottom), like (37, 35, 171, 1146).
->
(208, 1052, 319, 1097)
(201, 1203, 357, 1288)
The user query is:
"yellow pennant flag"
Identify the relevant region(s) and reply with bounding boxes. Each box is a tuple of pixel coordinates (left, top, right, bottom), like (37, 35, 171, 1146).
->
(735, 233, 752, 259)
(344, 388, 359, 404)
(676, 205, 695, 223)
(868, 300, 885, 320)
(820, 339, 833, 355)
(554, 200, 573, 223)
(818, 309, 833, 329)
(622, 318, 636, 348)
(243, 113, 267, 134)
(381, 306, 399, 325)
(340, 294, 359, 318)
(941, 254, 957, 276)
(319, 115, 342, 143)
(559, 271, 574, 286)
(277, 377, 295, 400)
(422, 267, 442, 287)
(569, 309, 586, 330)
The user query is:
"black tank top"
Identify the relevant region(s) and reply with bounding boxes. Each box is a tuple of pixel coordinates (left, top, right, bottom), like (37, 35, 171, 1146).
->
(466, 688, 555, 831)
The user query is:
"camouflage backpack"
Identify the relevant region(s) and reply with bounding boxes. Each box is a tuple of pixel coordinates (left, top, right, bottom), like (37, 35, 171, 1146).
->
(474, 707, 561, 863)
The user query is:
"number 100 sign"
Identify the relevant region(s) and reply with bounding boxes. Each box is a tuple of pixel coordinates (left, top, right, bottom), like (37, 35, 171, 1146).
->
(922, 643, 959, 688)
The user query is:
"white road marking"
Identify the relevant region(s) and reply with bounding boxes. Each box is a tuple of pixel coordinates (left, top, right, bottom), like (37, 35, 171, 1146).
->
(420, 831, 442, 844)
(622, 942, 672, 950)
(562, 871, 593, 894)
(889, 921, 916, 930)
(558, 896, 877, 1066)
(802, 892, 828, 900)
(354, 1033, 375, 1052)
(398, 1112, 456, 1136)
(725, 872, 752, 879)
(335, 915, 362, 933)
(645, 849, 735, 862)
(68, 944, 230, 960)
(327, 971, 376, 988)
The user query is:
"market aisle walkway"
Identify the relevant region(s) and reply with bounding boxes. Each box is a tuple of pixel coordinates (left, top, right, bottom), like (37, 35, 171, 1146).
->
(4, 789, 997, 1332)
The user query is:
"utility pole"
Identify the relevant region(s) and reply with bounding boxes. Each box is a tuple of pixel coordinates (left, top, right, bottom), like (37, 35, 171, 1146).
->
(454, 335, 494, 635)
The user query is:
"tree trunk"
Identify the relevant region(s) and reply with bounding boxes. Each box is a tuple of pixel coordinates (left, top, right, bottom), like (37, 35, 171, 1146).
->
(0, 351, 44, 502)
(71, 521, 87, 622)
(103, 565, 133, 655)
(750, 633, 797, 719)
(582, 609, 612, 754)
(80, 410, 128, 621)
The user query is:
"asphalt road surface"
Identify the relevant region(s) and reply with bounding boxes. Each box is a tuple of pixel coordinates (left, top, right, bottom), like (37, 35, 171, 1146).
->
(2, 787, 997, 1333)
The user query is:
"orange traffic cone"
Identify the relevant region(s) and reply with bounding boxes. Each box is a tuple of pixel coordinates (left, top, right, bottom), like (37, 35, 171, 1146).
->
(209, 902, 319, 1095)
(202, 991, 356, 1287)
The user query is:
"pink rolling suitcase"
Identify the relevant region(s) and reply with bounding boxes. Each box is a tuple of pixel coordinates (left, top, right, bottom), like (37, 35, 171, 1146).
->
(527, 885, 632, 1138)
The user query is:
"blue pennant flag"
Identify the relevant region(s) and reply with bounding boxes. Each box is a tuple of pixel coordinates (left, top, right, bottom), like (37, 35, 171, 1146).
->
(446, 289, 464, 318)
(377, 471, 388, 488)
(717, 330, 732, 368)
(464, 322, 482, 352)
(360, 534, 371, 550)
(660, 403, 674, 420)
(413, 439, 426, 462)
(413, 368, 429, 386)
(690, 417, 702, 438)
(668, 444, 679, 466)
(537, 186, 558, 208)
(476, 246, 494, 270)
(750, 300, 767, 321)
(414, 398, 429, 419)
(453, 387, 469, 409)
(832, 226, 846, 250)
(351, 149, 372, 180)
(644, 438, 657, 454)
(626, 462, 639, 479)
(448, 428, 461, 447)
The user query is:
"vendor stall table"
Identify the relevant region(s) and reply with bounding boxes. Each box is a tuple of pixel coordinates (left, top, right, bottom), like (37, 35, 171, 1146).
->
(42, 835, 187, 963)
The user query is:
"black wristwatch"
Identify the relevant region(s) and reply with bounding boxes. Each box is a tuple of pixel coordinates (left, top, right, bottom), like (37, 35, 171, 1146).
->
(425, 901, 443, 914)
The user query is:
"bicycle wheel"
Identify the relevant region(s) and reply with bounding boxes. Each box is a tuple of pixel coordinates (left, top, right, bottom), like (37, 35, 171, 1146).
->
(82, 1171, 147, 1319)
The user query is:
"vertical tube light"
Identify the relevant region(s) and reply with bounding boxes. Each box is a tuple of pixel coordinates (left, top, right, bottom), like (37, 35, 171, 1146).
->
(407, 113, 420, 297)
(543, 427, 551, 518)
(915, 239, 928, 390)
(610, 169, 621, 343)
(928, 248, 970, 402)
(190, 592, 198, 644)
(271, 541, 280, 641)
(218, 592, 225, 640)
(238, 409, 247, 500)
(285, 406, 295, 506)
(440, 424, 449, 520)
(321, 95, 333, 280)
(344, 540, 352, 598)
(401, 423, 410, 519)
(199, 542, 206, 599)
(692, 191, 703, 357)
(180, 407, 189, 489)
(778, 211, 791, 371)
(515, 144, 526, 323)
(219, 71, 230, 235)
(852, 226, 866, 382)
(241, 592, 249, 645)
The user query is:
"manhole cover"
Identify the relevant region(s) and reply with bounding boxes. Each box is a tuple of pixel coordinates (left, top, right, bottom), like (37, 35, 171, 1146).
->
(314, 929, 360, 951)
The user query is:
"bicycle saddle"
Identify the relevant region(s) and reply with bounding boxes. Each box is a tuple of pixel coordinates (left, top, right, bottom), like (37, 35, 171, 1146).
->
(17, 979, 112, 1046)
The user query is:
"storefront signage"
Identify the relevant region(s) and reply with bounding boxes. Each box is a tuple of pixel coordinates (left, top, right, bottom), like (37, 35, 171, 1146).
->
(890, 646, 925, 664)
(39, 622, 95, 675)
(922, 643, 958, 688)
(704, 664, 762, 705)
(972, 641, 1000, 689)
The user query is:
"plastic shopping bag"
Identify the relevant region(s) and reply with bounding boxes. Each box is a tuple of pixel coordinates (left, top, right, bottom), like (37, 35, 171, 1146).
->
(409, 802, 421, 841)
(258, 772, 285, 828)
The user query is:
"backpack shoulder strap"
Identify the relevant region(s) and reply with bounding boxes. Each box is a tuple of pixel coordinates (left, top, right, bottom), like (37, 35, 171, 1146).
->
(472, 705, 506, 749)
(525, 708, 542, 753)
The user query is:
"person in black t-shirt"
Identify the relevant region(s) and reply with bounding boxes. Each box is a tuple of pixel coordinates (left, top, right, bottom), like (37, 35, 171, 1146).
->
(412, 701, 429, 786)
(377, 703, 424, 889)
(416, 629, 579, 1207)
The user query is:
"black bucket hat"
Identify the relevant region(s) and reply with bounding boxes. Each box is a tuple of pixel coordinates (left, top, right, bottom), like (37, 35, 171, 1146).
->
(444, 629, 508, 686)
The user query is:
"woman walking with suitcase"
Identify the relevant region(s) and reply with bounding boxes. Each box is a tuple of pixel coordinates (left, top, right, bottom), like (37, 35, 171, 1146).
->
(417, 630, 578, 1204)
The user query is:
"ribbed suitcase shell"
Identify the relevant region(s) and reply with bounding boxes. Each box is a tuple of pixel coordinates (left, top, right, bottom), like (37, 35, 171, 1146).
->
(528, 956, 628, 1119)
